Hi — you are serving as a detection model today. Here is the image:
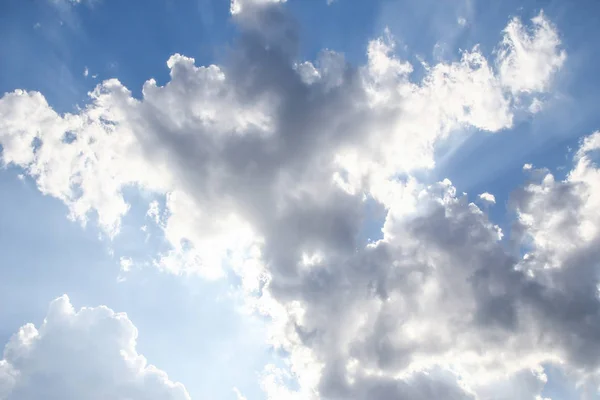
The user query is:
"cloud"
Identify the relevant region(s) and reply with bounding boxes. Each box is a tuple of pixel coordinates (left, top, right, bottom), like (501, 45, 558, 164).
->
(0, 295, 190, 400)
(479, 192, 496, 204)
(0, 10, 560, 245)
(120, 256, 133, 272)
(48, 0, 84, 8)
(233, 387, 248, 400)
(514, 131, 600, 269)
(0, 4, 578, 398)
(497, 11, 566, 94)
(254, 128, 600, 398)
(230, 0, 286, 15)
(528, 97, 543, 114)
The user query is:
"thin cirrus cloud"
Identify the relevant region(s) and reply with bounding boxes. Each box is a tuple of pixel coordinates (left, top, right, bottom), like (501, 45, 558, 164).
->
(3, 0, 600, 399)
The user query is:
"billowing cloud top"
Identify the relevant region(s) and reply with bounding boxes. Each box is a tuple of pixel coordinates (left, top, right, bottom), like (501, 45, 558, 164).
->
(0, 296, 190, 400)
(3, 2, 598, 399)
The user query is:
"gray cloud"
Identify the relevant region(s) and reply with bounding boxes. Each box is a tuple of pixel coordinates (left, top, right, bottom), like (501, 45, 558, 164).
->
(0, 3, 579, 399)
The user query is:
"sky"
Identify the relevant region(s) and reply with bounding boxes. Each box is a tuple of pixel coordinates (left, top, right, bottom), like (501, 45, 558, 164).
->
(1, 0, 600, 399)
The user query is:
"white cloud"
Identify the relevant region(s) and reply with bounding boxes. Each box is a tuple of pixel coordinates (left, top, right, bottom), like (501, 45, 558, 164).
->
(120, 256, 133, 272)
(528, 97, 543, 113)
(84, 66, 89, 77)
(0, 5, 580, 398)
(497, 11, 566, 94)
(230, 0, 285, 15)
(576, 130, 600, 159)
(233, 387, 248, 400)
(515, 131, 600, 266)
(479, 191, 496, 204)
(0, 11, 547, 274)
(146, 200, 162, 225)
(49, 0, 84, 7)
(0, 295, 190, 400)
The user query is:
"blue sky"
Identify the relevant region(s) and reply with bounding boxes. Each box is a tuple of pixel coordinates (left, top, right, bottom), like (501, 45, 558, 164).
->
(1, 0, 600, 399)
(0, 168, 272, 399)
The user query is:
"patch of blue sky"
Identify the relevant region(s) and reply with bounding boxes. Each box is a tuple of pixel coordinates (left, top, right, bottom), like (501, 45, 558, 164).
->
(0, 168, 275, 399)
(542, 363, 584, 399)
(0, 0, 236, 109)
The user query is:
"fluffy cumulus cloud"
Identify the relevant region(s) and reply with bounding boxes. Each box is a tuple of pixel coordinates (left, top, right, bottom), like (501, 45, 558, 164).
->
(0, 3, 590, 399)
(0, 296, 189, 400)
(497, 11, 566, 94)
